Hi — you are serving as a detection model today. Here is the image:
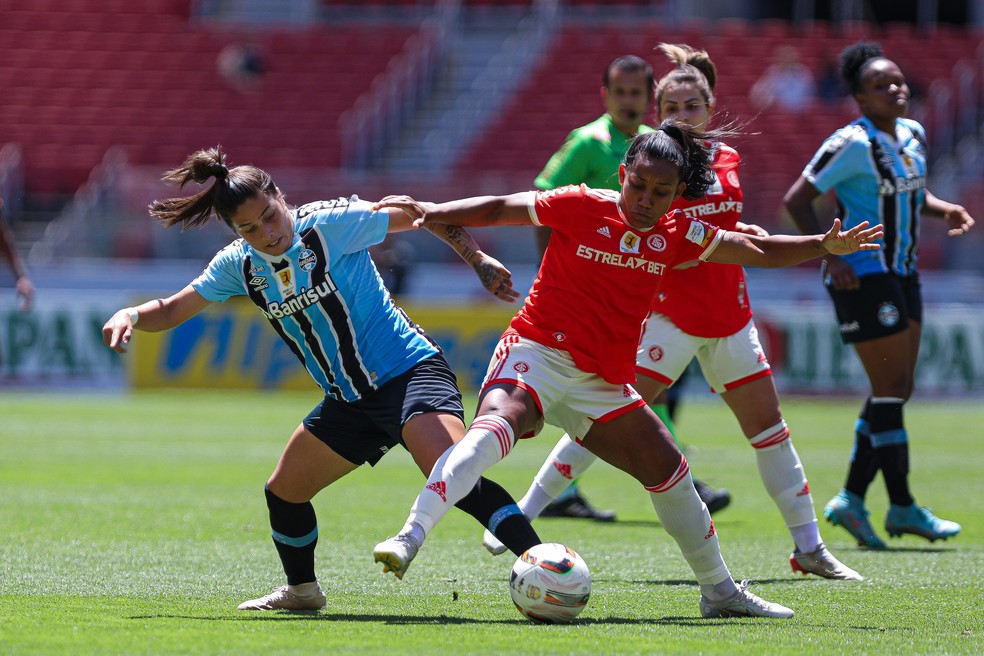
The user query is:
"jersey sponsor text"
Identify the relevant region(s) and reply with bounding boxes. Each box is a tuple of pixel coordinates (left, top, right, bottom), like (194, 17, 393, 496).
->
(575, 244, 666, 275)
(263, 280, 338, 319)
(682, 200, 743, 219)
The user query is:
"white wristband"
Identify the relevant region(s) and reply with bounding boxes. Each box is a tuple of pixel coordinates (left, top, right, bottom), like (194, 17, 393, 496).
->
(125, 307, 140, 326)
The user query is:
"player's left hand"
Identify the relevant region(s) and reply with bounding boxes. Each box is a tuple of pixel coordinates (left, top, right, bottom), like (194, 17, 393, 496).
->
(473, 252, 520, 303)
(943, 205, 974, 236)
(821, 219, 883, 255)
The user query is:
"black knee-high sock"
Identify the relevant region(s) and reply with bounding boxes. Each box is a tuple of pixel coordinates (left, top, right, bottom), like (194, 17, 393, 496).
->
(845, 398, 881, 497)
(455, 476, 541, 556)
(868, 398, 913, 507)
(265, 485, 318, 585)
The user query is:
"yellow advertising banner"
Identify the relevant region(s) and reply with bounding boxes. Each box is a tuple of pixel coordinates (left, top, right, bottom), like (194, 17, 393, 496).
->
(132, 298, 515, 391)
(129, 298, 984, 395)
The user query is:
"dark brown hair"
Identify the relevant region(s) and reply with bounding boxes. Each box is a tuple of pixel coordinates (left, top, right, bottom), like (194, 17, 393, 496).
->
(149, 146, 279, 230)
(655, 43, 717, 109)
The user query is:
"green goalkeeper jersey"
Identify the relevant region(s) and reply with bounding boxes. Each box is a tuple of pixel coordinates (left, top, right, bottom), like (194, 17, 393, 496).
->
(534, 114, 654, 191)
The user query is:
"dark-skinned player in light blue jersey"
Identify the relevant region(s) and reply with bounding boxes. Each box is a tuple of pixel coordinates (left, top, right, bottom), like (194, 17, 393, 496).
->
(103, 146, 541, 611)
(785, 42, 973, 549)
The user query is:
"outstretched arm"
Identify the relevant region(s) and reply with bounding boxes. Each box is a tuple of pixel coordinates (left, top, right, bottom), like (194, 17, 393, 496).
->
(376, 192, 534, 229)
(102, 285, 212, 353)
(376, 197, 526, 303)
(707, 219, 883, 268)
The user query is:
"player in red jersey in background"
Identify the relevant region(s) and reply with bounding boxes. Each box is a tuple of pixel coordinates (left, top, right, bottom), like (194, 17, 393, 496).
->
(482, 44, 863, 581)
(371, 120, 881, 617)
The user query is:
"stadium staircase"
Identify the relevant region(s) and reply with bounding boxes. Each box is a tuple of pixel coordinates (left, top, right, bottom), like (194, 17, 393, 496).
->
(456, 19, 984, 231)
(2, 3, 983, 264)
(374, 3, 559, 174)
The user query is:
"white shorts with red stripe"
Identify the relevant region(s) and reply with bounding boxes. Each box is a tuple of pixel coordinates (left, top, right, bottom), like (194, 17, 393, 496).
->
(482, 333, 645, 442)
(636, 314, 772, 394)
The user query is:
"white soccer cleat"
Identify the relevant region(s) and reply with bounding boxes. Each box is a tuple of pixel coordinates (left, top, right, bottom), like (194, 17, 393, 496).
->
(237, 583, 326, 611)
(699, 580, 794, 619)
(790, 543, 864, 581)
(482, 528, 508, 556)
(373, 532, 421, 580)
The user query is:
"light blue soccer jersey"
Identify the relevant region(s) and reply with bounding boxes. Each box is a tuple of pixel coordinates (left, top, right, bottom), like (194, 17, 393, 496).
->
(192, 196, 439, 401)
(803, 116, 928, 277)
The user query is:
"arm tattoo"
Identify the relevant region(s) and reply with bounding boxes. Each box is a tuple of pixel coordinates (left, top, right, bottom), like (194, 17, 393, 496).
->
(475, 262, 499, 289)
(428, 223, 479, 264)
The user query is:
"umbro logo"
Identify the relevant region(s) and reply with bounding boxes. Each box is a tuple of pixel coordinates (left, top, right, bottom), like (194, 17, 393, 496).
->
(426, 481, 447, 502)
(597, 226, 611, 238)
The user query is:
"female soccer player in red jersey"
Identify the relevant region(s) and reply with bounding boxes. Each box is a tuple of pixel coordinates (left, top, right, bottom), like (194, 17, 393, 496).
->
(481, 44, 862, 581)
(372, 121, 882, 618)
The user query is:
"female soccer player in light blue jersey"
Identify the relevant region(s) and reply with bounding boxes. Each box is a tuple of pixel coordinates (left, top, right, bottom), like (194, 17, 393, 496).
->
(784, 42, 974, 549)
(102, 147, 540, 611)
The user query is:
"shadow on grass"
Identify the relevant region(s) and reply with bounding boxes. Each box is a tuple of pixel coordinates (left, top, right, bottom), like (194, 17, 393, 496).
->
(128, 612, 766, 627)
(852, 545, 952, 554)
(629, 577, 815, 586)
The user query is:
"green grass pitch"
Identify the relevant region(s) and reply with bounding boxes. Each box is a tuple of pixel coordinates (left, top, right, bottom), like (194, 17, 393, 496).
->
(0, 390, 980, 655)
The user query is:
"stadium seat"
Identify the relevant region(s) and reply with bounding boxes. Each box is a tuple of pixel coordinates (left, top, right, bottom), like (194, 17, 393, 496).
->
(0, 3, 421, 195)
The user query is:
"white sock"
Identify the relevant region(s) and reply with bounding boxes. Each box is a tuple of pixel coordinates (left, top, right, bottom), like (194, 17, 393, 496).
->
(750, 420, 821, 552)
(520, 434, 598, 518)
(406, 415, 515, 535)
(646, 455, 733, 593)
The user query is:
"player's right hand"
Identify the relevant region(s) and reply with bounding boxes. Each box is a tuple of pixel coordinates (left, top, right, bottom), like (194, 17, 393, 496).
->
(821, 254, 859, 290)
(102, 310, 135, 353)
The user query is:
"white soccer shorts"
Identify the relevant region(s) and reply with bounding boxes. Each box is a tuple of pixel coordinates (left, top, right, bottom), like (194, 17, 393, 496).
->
(635, 313, 772, 393)
(482, 333, 645, 442)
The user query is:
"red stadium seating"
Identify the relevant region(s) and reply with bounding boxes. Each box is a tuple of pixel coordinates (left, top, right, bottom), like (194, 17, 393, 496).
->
(455, 20, 984, 227)
(2, 8, 982, 213)
(0, 6, 420, 196)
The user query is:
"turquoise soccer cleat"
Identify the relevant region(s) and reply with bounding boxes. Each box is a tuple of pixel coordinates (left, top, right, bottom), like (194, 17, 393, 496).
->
(822, 489, 887, 550)
(885, 504, 961, 542)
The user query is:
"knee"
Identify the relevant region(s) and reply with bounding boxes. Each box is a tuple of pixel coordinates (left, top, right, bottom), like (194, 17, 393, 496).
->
(266, 478, 311, 504)
(873, 377, 912, 400)
(475, 404, 539, 440)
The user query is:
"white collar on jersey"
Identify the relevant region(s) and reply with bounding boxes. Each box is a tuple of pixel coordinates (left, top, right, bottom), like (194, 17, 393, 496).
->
(249, 232, 303, 264)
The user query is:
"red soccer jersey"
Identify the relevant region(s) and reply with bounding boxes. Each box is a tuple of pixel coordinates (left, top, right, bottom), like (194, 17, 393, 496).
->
(509, 185, 723, 384)
(654, 142, 752, 337)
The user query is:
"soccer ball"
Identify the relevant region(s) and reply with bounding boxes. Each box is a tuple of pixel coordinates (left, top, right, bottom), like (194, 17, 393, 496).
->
(509, 543, 591, 624)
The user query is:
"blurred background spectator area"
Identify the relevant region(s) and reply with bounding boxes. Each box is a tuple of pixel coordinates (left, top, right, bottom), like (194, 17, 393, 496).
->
(1, 0, 983, 272)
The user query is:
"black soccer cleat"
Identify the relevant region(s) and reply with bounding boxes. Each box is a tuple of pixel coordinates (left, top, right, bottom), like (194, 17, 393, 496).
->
(541, 493, 616, 522)
(694, 479, 731, 515)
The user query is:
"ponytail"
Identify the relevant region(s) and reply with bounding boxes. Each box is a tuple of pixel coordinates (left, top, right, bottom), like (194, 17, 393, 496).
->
(149, 146, 279, 230)
(655, 43, 716, 109)
(625, 120, 716, 201)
